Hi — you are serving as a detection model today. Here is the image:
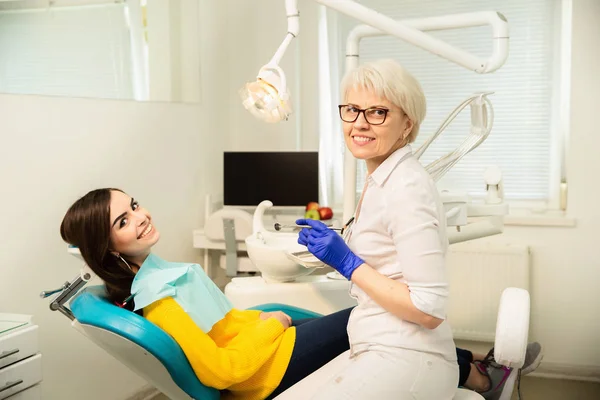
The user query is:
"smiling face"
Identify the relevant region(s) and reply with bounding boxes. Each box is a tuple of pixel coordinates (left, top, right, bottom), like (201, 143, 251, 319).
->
(343, 86, 414, 174)
(109, 190, 160, 265)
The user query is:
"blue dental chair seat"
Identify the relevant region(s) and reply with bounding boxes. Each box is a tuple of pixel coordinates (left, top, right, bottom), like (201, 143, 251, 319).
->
(70, 286, 322, 400)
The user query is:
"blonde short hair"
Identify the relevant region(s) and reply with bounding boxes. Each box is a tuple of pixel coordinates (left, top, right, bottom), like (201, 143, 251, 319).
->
(340, 59, 426, 143)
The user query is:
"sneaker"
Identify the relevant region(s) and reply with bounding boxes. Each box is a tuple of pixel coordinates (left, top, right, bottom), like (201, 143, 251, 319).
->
(485, 342, 544, 375)
(475, 350, 513, 400)
(521, 342, 544, 375)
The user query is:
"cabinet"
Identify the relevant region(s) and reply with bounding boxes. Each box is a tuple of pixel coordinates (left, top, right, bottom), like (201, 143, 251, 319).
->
(0, 315, 41, 399)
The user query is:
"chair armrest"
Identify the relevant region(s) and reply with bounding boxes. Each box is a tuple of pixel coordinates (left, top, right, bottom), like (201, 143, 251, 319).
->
(248, 303, 323, 320)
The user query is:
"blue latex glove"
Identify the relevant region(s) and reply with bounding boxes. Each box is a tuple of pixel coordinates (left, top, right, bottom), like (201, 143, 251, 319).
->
(296, 219, 364, 280)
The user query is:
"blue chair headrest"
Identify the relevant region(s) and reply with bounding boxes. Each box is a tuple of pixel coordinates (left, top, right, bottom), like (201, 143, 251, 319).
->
(70, 286, 219, 400)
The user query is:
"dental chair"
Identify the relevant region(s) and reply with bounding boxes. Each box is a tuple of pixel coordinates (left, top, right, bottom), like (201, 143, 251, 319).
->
(45, 270, 529, 400)
(67, 285, 321, 400)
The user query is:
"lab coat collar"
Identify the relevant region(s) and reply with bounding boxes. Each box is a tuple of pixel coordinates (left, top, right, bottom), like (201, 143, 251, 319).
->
(369, 145, 413, 187)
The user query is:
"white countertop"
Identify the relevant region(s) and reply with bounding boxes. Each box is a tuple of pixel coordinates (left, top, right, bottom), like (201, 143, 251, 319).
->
(0, 313, 32, 335)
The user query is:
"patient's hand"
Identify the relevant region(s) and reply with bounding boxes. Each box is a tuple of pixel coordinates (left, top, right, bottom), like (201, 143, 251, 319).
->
(260, 311, 292, 329)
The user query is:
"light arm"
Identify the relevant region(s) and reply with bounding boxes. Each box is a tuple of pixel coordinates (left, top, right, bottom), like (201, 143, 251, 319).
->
(316, 0, 508, 73)
(254, 0, 300, 99)
(268, 0, 300, 66)
(345, 11, 509, 73)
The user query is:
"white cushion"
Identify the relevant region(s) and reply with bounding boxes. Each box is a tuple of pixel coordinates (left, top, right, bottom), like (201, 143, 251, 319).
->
(494, 287, 530, 369)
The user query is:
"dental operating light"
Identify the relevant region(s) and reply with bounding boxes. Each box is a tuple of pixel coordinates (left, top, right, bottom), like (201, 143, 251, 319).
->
(239, 0, 299, 123)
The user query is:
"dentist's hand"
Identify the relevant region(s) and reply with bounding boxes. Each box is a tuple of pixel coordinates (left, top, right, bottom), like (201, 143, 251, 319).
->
(296, 219, 364, 280)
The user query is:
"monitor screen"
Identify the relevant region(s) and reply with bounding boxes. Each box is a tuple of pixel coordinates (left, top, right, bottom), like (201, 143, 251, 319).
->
(224, 151, 319, 207)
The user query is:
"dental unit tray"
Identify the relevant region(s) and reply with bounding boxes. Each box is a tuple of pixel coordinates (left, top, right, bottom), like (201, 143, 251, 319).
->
(285, 250, 326, 268)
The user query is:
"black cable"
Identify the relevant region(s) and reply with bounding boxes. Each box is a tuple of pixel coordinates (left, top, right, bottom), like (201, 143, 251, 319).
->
(517, 368, 523, 399)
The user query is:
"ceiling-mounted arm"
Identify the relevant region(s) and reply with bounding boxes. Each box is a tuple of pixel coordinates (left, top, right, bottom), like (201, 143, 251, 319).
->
(259, 0, 300, 96)
(268, 0, 300, 66)
(345, 11, 508, 73)
(317, 0, 508, 73)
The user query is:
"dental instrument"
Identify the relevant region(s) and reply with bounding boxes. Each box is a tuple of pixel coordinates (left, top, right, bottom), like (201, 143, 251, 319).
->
(240, 0, 510, 244)
(273, 222, 341, 231)
(288, 250, 312, 257)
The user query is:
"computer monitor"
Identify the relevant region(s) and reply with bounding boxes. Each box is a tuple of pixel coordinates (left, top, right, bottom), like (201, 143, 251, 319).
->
(224, 151, 319, 207)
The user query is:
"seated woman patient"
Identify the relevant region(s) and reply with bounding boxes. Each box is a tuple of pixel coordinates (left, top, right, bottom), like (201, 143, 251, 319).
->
(59, 188, 352, 400)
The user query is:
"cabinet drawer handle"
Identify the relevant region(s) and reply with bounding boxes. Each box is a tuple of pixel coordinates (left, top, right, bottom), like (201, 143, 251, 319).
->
(0, 349, 19, 360)
(0, 380, 23, 393)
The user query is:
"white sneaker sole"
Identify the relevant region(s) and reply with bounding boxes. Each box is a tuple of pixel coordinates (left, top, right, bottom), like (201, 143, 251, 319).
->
(521, 352, 544, 375)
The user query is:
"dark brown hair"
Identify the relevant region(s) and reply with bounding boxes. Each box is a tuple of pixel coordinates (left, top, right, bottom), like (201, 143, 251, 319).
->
(60, 188, 135, 307)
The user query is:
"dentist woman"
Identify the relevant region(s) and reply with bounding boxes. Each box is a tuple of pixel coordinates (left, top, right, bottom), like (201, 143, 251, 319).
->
(294, 59, 459, 399)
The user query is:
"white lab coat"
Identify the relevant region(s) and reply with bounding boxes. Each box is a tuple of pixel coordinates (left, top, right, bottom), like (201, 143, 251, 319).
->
(277, 145, 459, 399)
(345, 144, 457, 362)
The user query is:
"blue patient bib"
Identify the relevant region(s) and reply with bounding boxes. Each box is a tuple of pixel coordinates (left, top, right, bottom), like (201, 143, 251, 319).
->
(131, 253, 233, 332)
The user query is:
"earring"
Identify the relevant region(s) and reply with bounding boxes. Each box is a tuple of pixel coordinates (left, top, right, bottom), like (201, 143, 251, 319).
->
(112, 252, 133, 271)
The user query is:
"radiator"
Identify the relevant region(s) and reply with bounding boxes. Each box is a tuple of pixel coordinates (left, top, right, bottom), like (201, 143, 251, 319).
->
(446, 242, 530, 342)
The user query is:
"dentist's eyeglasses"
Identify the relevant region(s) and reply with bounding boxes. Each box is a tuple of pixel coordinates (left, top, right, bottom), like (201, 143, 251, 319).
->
(338, 105, 389, 125)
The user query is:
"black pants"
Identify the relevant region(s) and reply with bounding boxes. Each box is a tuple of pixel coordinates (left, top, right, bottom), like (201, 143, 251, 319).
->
(457, 347, 474, 387)
(266, 307, 353, 399)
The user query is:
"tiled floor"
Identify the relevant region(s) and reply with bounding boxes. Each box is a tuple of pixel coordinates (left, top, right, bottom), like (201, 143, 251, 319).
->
(151, 377, 600, 399)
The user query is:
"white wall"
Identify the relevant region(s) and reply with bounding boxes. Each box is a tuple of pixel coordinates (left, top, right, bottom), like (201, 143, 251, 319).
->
(0, 1, 227, 399)
(224, 0, 600, 380)
(146, 0, 202, 103)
